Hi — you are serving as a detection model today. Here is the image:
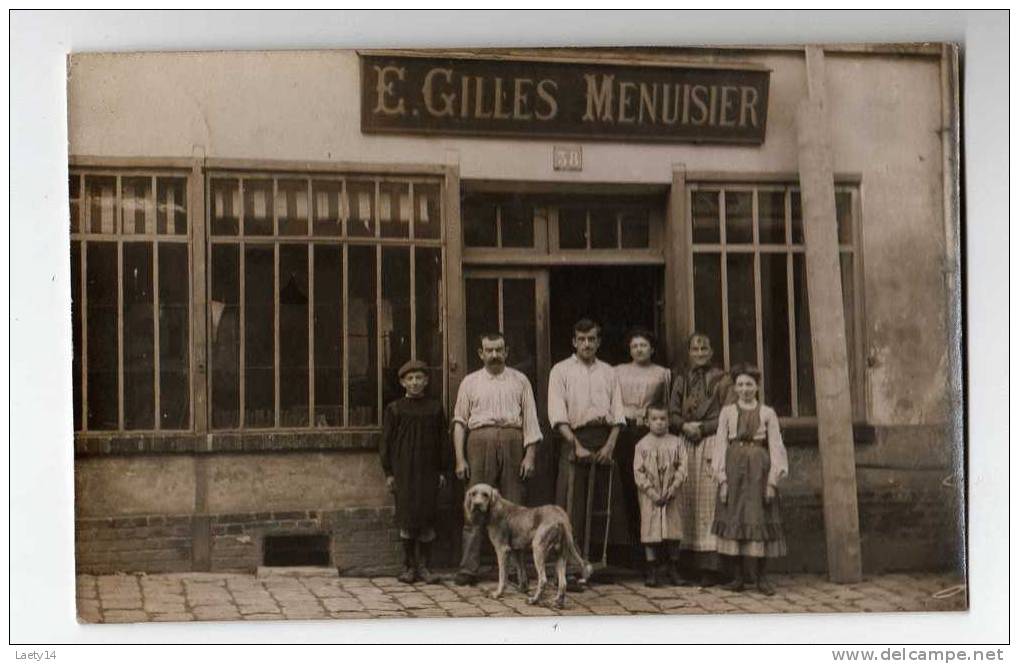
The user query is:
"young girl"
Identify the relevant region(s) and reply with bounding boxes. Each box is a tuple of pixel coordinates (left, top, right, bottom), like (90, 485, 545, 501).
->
(379, 359, 451, 584)
(711, 364, 788, 595)
(633, 405, 687, 587)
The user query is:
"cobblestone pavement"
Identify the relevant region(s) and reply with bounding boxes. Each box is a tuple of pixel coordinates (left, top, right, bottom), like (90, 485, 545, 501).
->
(77, 569, 967, 623)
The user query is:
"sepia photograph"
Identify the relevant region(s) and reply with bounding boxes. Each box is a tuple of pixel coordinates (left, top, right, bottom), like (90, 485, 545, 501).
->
(65, 40, 967, 625)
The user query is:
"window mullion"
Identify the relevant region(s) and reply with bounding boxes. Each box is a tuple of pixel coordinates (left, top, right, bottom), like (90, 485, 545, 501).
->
(719, 189, 730, 370)
(342, 243, 349, 428)
(307, 239, 314, 428)
(375, 244, 383, 427)
(752, 189, 765, 398)
(81, 241, 89, 433)
(116, 239, 125, 430)
(239, 239, 246, 430)
(153, 238, 161, 431)
(786, 189, 799, 417)
(274, 242, 281, 429)
(410, 246, 417, 362)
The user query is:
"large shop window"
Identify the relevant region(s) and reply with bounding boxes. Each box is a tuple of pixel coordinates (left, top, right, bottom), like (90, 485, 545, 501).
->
(70, 170, 191, 432)
(688, 184, 861, 420)
(208, 174, 444, 430)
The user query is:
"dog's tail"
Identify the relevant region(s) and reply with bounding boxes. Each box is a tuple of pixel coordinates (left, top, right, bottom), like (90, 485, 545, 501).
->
(561, 520, 594, 582)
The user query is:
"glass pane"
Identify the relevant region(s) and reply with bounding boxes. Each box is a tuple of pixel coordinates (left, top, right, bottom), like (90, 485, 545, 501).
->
(758, 190, 786, 244)
(121, 177, 154, 235)
(210, 244, 240, 429)
(464, 278, 498, 374)
(414, 183, 442, 240)
(277, 179, 309, 237)
(123, 242, 155, 430)
(85, 242, 118, 429)
(313, 245, 343, 427)
(346, 180, 375, 238)
(500, 198, 534, 248)
(158, 243, 190, 429)
(312, 180, 343, 237)
(70, 174, 81, 233)
(463, 197, 497, 247)
(347, 246, 378, 425)
(279, 245, 309, 426)
(836, 190, 853, 245)
(726, 253, 757, 367)
(382, 248, 412, 405)
(379, 181, 411, 238)
(793, 255, 816, 416)
(558, 207, 587, 249)
(589, 209, 618, 249)
(210, 178, 240, 236)
(86, 175, 117, 235)
(692, 253, 723, 361)
(156, 177, 187, 236)
(71, 241, 82, 430)
(502, 279, 537, 390)
(840, 251, 856, 414)
(243, 179, 274, 236)
(790, 191, 804, 244)
(620, 209, 650, 248)
(244, 245, 275, 427)
(724, 191, 753, 243)
(415, 247, 443, 391)
(760, 254, 792, 416)
(691, 190, 720, 244)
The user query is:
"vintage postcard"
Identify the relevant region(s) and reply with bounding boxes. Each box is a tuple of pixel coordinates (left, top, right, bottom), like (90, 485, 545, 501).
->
(67, 45, 965, 624)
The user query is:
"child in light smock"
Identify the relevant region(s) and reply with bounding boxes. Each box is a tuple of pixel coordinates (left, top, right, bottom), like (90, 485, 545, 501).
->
(633, 404, 688, 587)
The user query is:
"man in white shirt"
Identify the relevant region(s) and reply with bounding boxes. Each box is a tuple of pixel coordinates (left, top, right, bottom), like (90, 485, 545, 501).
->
(452, 332, 542, 585)
(548, 318, 626, 583)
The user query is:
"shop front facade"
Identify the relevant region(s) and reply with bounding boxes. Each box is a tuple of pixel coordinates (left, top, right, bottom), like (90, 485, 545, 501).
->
(69, 46, 963, 576)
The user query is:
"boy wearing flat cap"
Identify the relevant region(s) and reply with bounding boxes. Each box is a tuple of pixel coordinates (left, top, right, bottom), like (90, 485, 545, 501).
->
(379, 359, 451, 584)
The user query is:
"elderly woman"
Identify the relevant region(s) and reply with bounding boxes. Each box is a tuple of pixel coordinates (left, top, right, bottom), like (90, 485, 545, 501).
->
(668, 332, 734, 586)
(614, 327, 671, 562)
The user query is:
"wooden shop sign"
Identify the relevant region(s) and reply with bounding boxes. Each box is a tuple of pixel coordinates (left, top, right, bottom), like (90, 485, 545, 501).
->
(361, 54, 770, 144)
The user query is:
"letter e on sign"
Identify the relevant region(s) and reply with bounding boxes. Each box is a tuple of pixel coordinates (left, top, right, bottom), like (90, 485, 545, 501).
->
(553, 145, 583, 172)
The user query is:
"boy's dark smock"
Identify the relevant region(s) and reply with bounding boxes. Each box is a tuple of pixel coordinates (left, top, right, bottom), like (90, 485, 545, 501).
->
(379, 397, 451, 531)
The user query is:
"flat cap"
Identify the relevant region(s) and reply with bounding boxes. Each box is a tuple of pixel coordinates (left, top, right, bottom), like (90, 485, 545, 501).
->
(398, 359, 429, 378)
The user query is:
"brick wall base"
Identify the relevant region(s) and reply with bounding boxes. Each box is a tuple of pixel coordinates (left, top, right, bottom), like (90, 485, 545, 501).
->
(75, 484, 963, 577)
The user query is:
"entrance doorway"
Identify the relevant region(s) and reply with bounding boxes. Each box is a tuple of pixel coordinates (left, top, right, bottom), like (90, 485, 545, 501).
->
(463, 265, 665, 512)
(548, 266, 664, 367)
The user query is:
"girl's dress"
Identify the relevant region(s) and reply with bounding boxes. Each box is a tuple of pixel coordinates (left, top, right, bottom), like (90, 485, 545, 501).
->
(633, 432, 688, 544)
(710, 402, 788, 557)
(668, 365, 732, 556)
(379, 396, 450, 534)
(614, 362, 671, 545)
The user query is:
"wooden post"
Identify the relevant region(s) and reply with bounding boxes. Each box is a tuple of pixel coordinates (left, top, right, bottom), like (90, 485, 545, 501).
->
(796, 46, 862, 583)
(664, 164, 691, 367)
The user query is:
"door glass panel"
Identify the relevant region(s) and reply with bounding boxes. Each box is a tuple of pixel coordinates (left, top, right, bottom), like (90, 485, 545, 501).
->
(589, 209, 617, 249)
(464, 278, 499, 374)
(501, 279, 537, 389)
(463, 198, 497, 247)
(691, 190, 720, 244)
(620, 210, 650, 248)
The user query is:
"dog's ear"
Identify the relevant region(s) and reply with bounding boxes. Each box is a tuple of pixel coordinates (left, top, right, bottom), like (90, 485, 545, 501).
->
(488, 487, 503, 517)
(463, 488, 475, 525)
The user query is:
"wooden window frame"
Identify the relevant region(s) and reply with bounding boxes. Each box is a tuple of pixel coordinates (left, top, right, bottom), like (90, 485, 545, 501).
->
(207, 168, 447, 433)
(686, 179, 867, 425)
(70, 164, 196, 435)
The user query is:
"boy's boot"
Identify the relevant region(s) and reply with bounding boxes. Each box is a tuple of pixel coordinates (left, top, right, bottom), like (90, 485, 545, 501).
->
(643, 547, 659, 588)
(756, 557, 775, 596)
(665, 544, 688, 586)
(416, 540, 439, 584)
(397, 539, 417, 584)
(721, 555, 745, 592)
